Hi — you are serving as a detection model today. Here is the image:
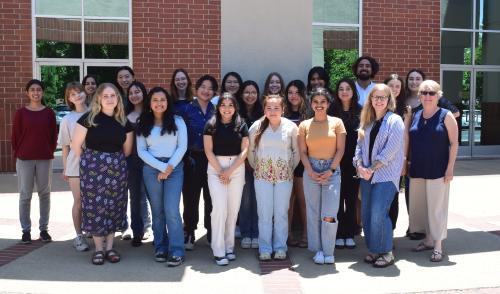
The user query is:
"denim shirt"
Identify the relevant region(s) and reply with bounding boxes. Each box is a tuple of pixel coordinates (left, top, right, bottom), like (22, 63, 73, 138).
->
(353, 111, 404, 190)
(179, 99, 215, 151)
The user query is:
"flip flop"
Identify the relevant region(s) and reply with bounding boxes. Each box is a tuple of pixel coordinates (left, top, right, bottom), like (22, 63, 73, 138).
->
(412, 242, 434, 252)
(430, 250, 443, 262)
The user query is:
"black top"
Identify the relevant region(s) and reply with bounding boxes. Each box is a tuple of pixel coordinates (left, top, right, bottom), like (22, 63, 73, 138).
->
(286, 111, 301, 126)
(77, 112, 133, 153)
(204, 121, 249, 156)
(369, 120, 382, 163)
(338, 109, 360, 172)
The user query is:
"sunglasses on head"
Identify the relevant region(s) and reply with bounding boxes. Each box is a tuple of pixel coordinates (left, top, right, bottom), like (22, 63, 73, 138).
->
(420, 91, 437, 96)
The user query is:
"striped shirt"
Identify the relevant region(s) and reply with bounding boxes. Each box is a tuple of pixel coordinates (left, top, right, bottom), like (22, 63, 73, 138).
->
(353, 111, 404, 189)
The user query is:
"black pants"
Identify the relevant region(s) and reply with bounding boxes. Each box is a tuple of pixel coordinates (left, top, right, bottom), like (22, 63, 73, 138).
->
(389, 176, 405, 230)
(182, 150, 212, 237)
(337, 166, 359, 239)
(126, 154, 145, 238)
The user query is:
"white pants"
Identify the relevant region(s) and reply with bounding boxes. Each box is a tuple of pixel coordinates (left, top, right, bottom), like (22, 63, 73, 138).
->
(207, 156, 245, 257)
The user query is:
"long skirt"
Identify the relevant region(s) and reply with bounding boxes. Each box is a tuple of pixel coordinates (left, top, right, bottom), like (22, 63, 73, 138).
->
(80, 148, 128, 236)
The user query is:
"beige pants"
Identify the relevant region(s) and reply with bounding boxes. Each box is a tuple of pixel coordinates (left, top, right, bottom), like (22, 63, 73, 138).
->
(409, 177, 450, 241)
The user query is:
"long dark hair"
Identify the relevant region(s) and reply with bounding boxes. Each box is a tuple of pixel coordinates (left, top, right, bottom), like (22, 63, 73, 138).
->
(205, 92, 243, 135)
(263, 72, 285, 96)
(284, 79, 309, 121)
(254, 95, 285, 148)
(405, 68, 426, 96)
(126, 81, 147, 115)
(136, 86, 177, 137)
(307, 66, 330, 92)
(115, 66, 135, 96)
(238, 80, 263, 122)
(331, 78, 361, 119)
(221, 72, 243, 100)
(384, 73, 408, 117)
(170, 68, 194, 102)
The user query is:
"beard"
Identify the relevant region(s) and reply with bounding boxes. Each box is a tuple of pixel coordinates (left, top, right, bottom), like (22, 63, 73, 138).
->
(356, 71, 371, 81)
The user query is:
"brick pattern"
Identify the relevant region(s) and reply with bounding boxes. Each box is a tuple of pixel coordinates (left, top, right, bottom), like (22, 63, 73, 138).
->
(0, 0, 32, 172)
(260, 257, 302, 294)
(362, 0, 441, 82)
(132, 0, 221, 89)
(0, 241, 47, 267)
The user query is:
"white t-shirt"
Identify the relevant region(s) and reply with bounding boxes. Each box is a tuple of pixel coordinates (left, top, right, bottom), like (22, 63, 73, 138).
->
(356, 81, 376, 106)
(58, 111, 87, 177)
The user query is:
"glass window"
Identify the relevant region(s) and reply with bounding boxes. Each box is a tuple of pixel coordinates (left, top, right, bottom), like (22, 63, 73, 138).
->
(476, 0, 500, 30)
(441, 0, 473, 29)
(84, 0, 129, 17)
(40, 65, 80, 108)
(86, 66, 121, 84)
(475, 71, 500, 145)
(442, 70, 471, 146)
(313, 0, 358, 24)
(84, 20, 129, 59)
(35, 0, 81, 16)
(475, 32, 500, 65)
(441, 31, 472, 65)
(36, 18, 82, 58)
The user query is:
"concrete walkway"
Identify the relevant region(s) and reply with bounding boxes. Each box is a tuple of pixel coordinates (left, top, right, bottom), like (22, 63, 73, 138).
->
(0, 159, 499, 294)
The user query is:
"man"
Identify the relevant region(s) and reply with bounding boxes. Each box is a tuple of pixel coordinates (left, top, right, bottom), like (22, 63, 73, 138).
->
(352, 55, 379, 105)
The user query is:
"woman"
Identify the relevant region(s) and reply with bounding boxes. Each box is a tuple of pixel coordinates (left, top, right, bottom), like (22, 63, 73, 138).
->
(125, 81, 152, 246)
(329, 78, 361, 249)
(72, 83, 134, 265)
(298, 88, 345, 264)
(115, 66, 135, 109)
(12, 79, 57, 244)
(284, 80, 309, 248)
(136, 87, 187, 267)
(82, 75, 97, 105)
(170, 68, 194, 114)
(248, 95, 299, 261)
(408, 80, 458, 262)
(58, 82, 89, 251)
(204, 92, 248, 265)
(306, 66, 330, 94)
(354, 83, 404, 268)
(237, 80, 263, 249)
(263, 72, 285, 97)
(212, 72, 243, 106)
(178, 75, 217, 250)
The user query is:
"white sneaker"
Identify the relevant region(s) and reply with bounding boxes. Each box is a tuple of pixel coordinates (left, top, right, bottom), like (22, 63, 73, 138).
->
(345, 238, 356, 249)
(313, 251, 325, 264)
(241, 237, 251, 249)
(324, 255, 335, 264)
(251, 238, 259, 249)
(259, 252, 271, 261)
(142, 228, 152, 240)
(121, 228, 132, 240)
(73, 235, 89, 252)
(335, 238, 345, 249)
(274, 250, 287, 260)
(215, 256, 229, 266)
(226, 252, 236, 261)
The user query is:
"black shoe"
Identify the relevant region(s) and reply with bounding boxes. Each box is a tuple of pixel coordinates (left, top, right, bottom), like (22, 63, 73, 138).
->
(184, 231, 195, 251)
(407, 232, 426, 240)
(131, 236, 143, 247)
(155, 252, 167, 263)
(39, 230, 52, 242)
(167, 255, 185, 267)
(21, 231, 31, 244)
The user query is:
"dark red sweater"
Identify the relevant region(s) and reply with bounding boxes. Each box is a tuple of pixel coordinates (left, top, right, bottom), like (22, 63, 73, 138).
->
(11, 107, 57, 160)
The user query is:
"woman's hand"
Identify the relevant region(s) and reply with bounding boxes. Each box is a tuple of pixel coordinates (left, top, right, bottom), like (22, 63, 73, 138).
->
(306, 168, 322, 184)
(218, 169, 231, 185)
(357, 166, 373, 181)
(444, 167, 454, 183)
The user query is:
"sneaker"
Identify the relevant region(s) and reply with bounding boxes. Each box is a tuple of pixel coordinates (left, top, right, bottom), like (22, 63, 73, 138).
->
(214, 256, 229, 266)
(226, 252, 236, 261)
(184, 232, 195, 251)
(259, 252, 271, 261)
(73, 235, 89, 251)
(167, 256, 185, 267)
(142, 229, 152, 240)
(21, 231, 31, 244)
(155, 252, 167, 263)
(39, 230, 52, 242)
(251, 238, 259, 249)
(83, 231, 92, 238)
(313, 251, 325, 264)
(131, 236, 143, 247)
(324, 255, 335, 264)
(235, 226, 241, 239)
(241, 237, 251, 249)
(335, 239, 345, 249)
(274, 250, 287, 260)
(345, 238, 356, 249)
(121, 229, 132, 240)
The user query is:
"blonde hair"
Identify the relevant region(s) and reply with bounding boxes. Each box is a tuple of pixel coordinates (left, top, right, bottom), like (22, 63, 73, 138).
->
(358, 83, 396, 140)
(418, 80, 443, 98)
(64, 82, 84, 110)
(86, 83, 127, 127)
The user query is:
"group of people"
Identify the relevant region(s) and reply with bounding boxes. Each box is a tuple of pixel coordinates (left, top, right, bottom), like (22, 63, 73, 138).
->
(11, 55, 458, 268)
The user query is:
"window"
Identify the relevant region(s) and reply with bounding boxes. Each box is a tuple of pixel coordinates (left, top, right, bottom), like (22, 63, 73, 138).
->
(312, 0, 361, 87)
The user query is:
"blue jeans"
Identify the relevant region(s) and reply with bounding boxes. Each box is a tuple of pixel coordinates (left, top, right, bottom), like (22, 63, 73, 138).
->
(303, 158, 340, 256)
(143, 158, 185, 257)
(360, 180, 397, 254)
(239, 167, 258, 239)
(254, 179, 293, 254)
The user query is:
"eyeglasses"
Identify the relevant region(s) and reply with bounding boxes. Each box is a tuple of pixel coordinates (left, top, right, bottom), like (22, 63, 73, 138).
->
(372, 96, 388, 101)
(420, 91, 437, 96)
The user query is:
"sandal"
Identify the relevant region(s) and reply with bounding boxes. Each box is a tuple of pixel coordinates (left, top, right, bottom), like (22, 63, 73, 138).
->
(287, 238, 299, 247)
(92, 251, 105, 265)
(430, 250, 443, 262)
(363, 253, 379, 264)
(105, 249, 121, 263)
(412, 242, 434, 252)
(373, 253, 395, 268)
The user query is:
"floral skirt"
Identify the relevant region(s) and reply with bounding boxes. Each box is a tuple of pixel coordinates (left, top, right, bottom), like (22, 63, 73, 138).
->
(80, 148, 128, 236)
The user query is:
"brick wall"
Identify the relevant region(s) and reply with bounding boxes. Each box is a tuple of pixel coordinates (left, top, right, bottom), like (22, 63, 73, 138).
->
(0, 0, 32, 172)
(362, 0, 441, 82)
(132, 0, 221, 88)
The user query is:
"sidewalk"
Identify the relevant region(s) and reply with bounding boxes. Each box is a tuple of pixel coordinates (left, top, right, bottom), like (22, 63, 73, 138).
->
(1, 159, 499, 294)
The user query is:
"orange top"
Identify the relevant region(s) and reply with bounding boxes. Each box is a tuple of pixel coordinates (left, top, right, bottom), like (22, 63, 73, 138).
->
(298, 116, 346, 160)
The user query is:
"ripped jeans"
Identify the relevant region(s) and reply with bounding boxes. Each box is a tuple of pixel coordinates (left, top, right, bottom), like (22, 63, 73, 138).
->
(303, 157, 341, 256)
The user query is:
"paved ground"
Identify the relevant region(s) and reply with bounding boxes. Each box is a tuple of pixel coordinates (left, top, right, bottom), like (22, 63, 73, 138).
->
(1, 159, 500, 294)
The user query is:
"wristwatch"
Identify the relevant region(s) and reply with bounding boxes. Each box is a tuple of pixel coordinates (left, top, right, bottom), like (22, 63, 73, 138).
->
(330, 167, 336, 173)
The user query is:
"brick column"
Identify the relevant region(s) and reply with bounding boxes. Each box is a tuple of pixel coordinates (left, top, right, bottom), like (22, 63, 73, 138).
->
(362, 0, 441, 82)
(0, 0, 32, 172)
